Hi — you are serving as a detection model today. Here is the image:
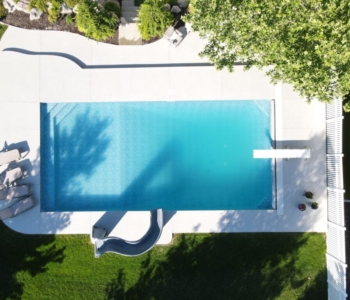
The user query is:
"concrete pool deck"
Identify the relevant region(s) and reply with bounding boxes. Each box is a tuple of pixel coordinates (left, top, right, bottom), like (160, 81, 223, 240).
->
(0, 26, 326, 244)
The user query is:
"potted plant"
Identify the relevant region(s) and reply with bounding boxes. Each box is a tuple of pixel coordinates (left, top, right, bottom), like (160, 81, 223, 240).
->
(304, 191, 315, 199)
(311, 202, 319, 210)
(298, 204, 306, 211)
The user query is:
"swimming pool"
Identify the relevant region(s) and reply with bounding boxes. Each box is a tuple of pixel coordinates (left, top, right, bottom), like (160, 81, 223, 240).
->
(41, 101, 274, 211)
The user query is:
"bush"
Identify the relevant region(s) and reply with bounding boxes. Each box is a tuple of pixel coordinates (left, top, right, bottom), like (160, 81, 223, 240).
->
(0, 24, 8, 40)
(64, 0, 79, 8)
(48, 0, 62, 22)
(0, 2, 7, 18)
(29, 0, 47, 12)
(65, 14, 74, 24)
(134, 0, 144, 6)
(76, 0, 118, 41)
(104, 1, 120, 18)
(137, 0, 174, 40)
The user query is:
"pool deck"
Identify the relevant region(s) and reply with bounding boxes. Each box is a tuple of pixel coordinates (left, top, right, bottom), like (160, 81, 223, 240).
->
(0, 26, 326, 244)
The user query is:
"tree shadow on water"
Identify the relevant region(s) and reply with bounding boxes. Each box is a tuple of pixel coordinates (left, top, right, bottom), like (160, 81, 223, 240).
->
(55, 108, 111, 195)
(104, 233, 327, 300)
(0, 222, 66, 300)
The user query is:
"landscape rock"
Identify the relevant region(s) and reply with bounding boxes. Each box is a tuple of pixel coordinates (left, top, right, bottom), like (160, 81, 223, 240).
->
(164, 3, 170, 10)
(73, 4, 78, 13)
(16, 0, 30, 13)
(60, 2, 72, 14)
(176, 0, 188, 8)
(46, 2, 52, 10)
(30, 7, 42, 20)
(170, 5, 181, 13)
(3, 0, 17, 12)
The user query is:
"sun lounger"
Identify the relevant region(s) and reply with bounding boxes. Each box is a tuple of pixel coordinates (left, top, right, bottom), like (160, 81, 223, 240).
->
(0, 167, 26, 188)
(253, 149, 311, 159)
(0, 185, 31, 201)
(0, 149, 21, 166)
(0, 196, 35, 220)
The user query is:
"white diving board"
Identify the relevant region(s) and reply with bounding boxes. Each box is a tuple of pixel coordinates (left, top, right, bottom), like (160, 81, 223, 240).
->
(253, 149, 311, 159)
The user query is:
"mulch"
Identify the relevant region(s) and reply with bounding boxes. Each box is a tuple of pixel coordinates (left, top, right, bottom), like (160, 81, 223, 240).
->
(1, 11, 119, 45)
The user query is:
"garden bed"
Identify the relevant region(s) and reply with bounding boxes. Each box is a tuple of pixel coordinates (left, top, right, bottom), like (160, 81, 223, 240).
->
(1, 11, 119, 45)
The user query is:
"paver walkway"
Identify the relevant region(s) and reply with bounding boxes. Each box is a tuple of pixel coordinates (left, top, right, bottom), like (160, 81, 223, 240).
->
(119, 0, 142, 45)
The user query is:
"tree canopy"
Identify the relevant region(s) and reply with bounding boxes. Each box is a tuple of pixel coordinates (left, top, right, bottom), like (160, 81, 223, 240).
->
(185, 0, 350, 104)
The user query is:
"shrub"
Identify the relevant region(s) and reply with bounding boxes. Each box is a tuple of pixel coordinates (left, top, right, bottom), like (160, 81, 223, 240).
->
(104, 1, 120, 18)
(134, 0, 144, 6)
(0, 24, 8, 40)
(48, 0, 62, 22)
(0, 2, 7, 18)
(64, 0, 79, 8)
(29, 0, 47, 12)
(65, 14, 74, 24)
(76, 0, 118, 41)
(137, 0, 174, 40)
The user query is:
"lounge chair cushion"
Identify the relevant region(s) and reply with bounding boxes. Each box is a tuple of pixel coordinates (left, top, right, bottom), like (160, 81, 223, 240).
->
(0, 185, 31, 201)
(0, 196, 34, 220)
(0, 149, 20, 166)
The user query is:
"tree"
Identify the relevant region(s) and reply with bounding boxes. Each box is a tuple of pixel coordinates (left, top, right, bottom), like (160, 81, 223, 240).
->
(137, 0, 174, 41)
(184, 0, 350, 104)
(76, 0, 117, 41)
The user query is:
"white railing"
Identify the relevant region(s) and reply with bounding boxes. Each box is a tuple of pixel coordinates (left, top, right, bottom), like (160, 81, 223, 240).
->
(326, 99, 347, 300)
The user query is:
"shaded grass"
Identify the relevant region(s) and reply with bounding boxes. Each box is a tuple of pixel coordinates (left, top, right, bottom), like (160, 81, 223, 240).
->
(0, 221, 327, 300)
(0, 24, 8, 40)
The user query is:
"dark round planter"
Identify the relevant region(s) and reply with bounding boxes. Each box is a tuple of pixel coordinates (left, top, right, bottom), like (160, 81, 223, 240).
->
(305, 191, 314, 199)
(311, 202, 319, 210)
(298, 204, 306, 211)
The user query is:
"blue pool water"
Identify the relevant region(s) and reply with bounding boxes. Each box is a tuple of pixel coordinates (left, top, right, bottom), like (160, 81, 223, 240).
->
(41, 101, 274, 212)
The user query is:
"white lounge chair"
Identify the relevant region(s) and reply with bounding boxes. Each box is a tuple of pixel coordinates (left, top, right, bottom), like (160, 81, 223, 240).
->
(0, 196, 35, 220)
(253, 149, 311, 159)
(0, 167, 26, 188)
(0, 185, 31, 201)
(0, 149, 21, 166)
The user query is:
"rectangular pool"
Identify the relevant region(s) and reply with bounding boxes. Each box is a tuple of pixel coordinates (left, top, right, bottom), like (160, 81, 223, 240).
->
(41, 100, 275, 211)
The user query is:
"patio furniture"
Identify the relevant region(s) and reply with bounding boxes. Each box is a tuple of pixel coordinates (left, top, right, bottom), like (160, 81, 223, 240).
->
(0, 196, 35, 220)
(0, 149, 21, 166)
(163, 26, 184, 47)
(253, 149, 311, 159)
(0, 185, 31, 201)
(0, 167, 26, 188)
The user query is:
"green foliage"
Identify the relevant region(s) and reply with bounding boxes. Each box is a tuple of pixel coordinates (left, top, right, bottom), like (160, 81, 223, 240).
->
(0, 24, 8, 40)
(0, 2, 7, 18)
(137, 0, 174, 40)
(185, 0, 350, 103)
(134, 0, 144, 6)
(104, 1, 120, 18)
(29, 0, 47, 12)
(0, 219, 327, 300)
(65, 14, 74, 24)
(48, 0, 62, 23)
(343, 92, 350, 112)
(76, 0, 118, 41)
(64, 0, 79, 8)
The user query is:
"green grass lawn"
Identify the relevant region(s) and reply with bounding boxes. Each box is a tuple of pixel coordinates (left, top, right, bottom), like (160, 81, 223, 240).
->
(0, 221, 326, 300)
